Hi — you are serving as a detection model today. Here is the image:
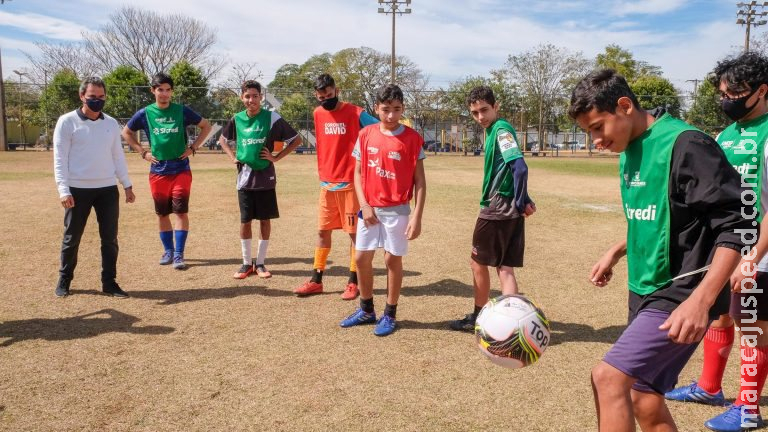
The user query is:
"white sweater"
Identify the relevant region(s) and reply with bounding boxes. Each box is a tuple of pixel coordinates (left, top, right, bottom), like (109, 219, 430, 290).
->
(53, 109, 132, 198)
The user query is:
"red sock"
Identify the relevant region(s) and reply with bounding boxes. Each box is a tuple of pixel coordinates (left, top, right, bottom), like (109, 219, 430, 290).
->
(738, 345, 768, 407)
(698, 325, 734, 394)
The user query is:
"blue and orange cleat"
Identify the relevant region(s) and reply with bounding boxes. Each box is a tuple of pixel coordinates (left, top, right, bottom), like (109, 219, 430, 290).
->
(665, 382, 726, 406)
(340, 309, 376, 328)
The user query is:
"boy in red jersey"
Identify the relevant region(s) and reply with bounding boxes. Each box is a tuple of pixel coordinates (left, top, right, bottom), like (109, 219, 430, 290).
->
(339, 84, 427, 337)
(293, 74, 378, 299)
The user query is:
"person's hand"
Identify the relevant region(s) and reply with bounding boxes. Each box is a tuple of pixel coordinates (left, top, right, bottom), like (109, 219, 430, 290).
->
(523, 202, 536, 218)
(730, 259, 756, 293)
(406, 216, 422, 240)
(142, 151, 158, 164)
(124, 187, 135, 204)
(61, 195, 74, 209)
(260, 148, 278, 163)
(361, 205, 378, 227)
(658, 296, 709, 344)
(180, 147, 194, 160)
(590, 249, 619, 287)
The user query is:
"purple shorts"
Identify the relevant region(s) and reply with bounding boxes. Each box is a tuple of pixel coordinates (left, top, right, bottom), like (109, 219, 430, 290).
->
(730, 271, 768, 321)
(603, 308, 702, 395)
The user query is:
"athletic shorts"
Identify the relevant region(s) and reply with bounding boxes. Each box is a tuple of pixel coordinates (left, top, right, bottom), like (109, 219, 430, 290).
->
(149, 171, 192, 216)
(356, 212, 409, 256)
(603, 308, 703, 395)
(238, 189, 279, 223)
(471, 217, 524, 268)
(730, 271, 768, 321)
(318, 188, 359, 233)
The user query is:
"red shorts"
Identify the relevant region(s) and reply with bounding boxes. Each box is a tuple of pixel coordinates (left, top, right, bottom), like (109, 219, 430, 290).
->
(149, 171, 192, 216)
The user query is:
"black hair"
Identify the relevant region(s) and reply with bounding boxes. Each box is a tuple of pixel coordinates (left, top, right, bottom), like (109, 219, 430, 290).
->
(241, 80, 262, 94)
(466, 86, 495, 107)
(151, 72, 174, 89)
(709, 51, 768, 96)
(568, 69, 641, 119)
(79, 77, 106, 95)
(314, 74, 335, 91)
(375, 84, 404, 104)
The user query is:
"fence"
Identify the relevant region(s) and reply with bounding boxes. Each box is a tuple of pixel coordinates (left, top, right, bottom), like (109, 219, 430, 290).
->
(2, 82, 703, 155)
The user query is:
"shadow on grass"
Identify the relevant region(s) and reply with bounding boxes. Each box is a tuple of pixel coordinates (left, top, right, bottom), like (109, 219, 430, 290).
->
(548, 321, 625, 346)
(184, 256, 316, 269)
(0, 309, 174, 347)
(97, 285, 305, 305)
(269, 265, 422, 278)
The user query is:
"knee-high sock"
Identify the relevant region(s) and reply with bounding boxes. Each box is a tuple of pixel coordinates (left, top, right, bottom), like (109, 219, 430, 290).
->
(738, 345, 768, 407)
(698, 325, 735, 393)
(174, 230, 188, 256)
(241, 239, 252, 265)
(256, 240, 269, 266)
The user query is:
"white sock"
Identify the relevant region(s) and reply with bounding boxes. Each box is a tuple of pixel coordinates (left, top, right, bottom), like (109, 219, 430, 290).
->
(241, 239, 252, 265)
(256, 239, 269, 266)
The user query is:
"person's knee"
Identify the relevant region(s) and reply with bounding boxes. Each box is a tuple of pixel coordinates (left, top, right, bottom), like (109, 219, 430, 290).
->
(591, 363, 625, 393)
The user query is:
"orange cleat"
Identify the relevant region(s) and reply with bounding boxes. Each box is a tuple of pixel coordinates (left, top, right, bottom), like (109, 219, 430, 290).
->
(341, 282, 359, 300)
(255, 264, 272, 279)
(293, 280, 323, 296)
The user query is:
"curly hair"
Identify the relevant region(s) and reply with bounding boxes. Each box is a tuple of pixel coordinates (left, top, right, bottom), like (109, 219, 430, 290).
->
(709, 51, 768, 95)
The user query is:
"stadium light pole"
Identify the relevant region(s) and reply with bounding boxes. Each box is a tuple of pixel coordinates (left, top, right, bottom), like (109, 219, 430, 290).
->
(737, 1, 768, 51)
(0, 47, 7, 151)
(377, 0, 412, 84)
(12, 70, 28, 146)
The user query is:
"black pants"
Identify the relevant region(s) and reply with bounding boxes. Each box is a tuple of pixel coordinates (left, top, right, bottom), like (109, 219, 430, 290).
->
(59, 186, 119, 284)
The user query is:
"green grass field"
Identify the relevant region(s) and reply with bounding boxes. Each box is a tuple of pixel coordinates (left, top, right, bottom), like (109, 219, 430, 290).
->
(0, 152, 749, 431)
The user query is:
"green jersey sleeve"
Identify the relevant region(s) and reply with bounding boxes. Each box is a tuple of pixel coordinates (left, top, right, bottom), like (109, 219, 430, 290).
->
(497, 128, 523, 162)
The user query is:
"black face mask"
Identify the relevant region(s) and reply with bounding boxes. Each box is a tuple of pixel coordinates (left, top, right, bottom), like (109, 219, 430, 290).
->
(320, 96, 339, 111)
(85, 98, 105, 113)
(721, 88, 760, 122)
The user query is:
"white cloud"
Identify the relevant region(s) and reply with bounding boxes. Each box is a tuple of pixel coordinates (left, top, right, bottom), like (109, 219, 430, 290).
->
(0, 11, 86, 40)
(611, 0, 688, 16)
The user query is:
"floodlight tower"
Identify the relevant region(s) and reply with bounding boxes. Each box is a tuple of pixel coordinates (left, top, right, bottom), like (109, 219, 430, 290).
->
(737, 1, 768, 51)
(377, 0, 412, 84)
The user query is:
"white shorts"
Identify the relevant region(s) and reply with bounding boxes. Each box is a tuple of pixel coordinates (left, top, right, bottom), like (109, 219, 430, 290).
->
(355, 213, 409, 256)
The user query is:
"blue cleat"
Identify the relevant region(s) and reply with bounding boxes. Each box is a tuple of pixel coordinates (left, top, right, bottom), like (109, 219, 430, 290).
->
(159, 250, 173, 265)
(340, 309, 376, 328)
(665, 381, 726, 406)
(705, 404, 764, 432)
(172, 253, 187, 270)
(373, 315, 396, 337)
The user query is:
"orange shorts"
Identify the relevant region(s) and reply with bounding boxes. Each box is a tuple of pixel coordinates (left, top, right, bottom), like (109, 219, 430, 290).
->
(318, 188, 359, 233)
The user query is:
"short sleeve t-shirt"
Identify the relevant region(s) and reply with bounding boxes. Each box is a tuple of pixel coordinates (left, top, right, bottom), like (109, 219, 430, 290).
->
(126, 104, 203, 176)
(222, 109, 299, 190)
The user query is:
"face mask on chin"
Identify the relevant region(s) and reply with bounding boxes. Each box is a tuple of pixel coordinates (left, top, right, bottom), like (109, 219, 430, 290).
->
(721, 88, 760, 122)
(85, 98, 105, 113)
(320, 96, 339, 111)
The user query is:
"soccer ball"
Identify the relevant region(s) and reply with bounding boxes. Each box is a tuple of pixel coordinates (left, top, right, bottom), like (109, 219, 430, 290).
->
(475, 294, 551, 369)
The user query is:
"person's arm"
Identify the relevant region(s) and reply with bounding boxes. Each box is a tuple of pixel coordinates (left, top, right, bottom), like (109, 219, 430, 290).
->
(261, 135, 303, 163)
(589, 240, 627, 287)
(508, 158, 536, 217)
(181, 118, 212, 159)
(406, 159, 426, 240)
(110, 121, 134, 203)
(122, 112, 157, 164)
(353, 139, 378, 226)
(53, 115, 74, 208)
(359, 111, 379, 127)
(660, 131, 750, 343)
(731, 216, 768, 292)
(260, 115, 304, 163)
(219, 119, 238, 164)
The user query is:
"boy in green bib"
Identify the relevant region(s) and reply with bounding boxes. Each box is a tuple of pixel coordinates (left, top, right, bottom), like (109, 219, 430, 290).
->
(218, 80, 302, 279)
(569, 69, 750, 432)
(665, 51, 768, 432)
(122, 73, 211, 270)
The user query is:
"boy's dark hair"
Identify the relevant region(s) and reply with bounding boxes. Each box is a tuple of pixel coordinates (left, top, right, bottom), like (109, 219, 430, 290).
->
(314, 74, 335, 91)
(151, 72, 174, 89)
(568, 69, 641, 119)
(466, 86, 495, 107)
(241, 80, 262, 94)
(79, 77, 106, 95)
(375, 84, 404, 104)
(709, 51, 768, 96)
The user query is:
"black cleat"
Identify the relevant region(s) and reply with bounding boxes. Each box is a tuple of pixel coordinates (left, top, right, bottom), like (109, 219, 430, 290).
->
(449, 313, 477, 333)
(102, 281, 129, 299)
(55, 278, 71, 297)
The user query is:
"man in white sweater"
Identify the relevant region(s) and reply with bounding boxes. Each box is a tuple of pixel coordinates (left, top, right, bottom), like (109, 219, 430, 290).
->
(53, 77, 135, 298)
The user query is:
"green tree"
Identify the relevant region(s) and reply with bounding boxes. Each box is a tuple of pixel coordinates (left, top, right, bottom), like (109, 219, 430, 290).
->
(5, 80, 40, 145)
(278, 93, 312, 133)
(685, 79, 730, 134)
(37, 69, 81, 137)
(630, 75, 681, 118)
(169, 61, 209, 115)
(595, 44, 661, 83)
(103, 65, 150, 120)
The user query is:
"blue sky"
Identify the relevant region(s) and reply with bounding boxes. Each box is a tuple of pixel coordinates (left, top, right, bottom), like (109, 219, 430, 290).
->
(0, 0, 756, 93)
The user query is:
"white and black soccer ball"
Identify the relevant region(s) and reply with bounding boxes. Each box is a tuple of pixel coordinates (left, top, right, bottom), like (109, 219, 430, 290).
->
(475, 294, 551, 369)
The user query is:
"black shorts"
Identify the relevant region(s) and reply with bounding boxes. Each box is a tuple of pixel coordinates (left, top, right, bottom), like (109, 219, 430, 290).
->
(238, 189, 279, 223)
(471, 217, 524, 268)
(730, 271, 768, 321)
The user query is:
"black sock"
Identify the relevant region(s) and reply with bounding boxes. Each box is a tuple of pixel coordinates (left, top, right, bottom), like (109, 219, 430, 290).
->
(384, 303, 398, 318)
(348, 271, 358, 284)
(360, 297, 374, 313)
(473, 305, 483, 317)
(311, 270, 323, 284)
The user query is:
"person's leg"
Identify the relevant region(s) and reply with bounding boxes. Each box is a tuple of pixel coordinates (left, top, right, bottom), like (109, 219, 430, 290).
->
(631, 390, 677, 432)
(171, 171, 192, 269)
(58, 187, 93, 295)
(497, 216, 524, 296)
(472, 260, 492, 309)
(300, 189, 337, 290)
(450, 218, 496, 332)
(341, 189, 360, 299)
(591, 361, 637, 432)
(497, 266, 519, 296)
(150, 173, 174, 264)
(253, 189, 277, 278)
(93, 186, 120, 285)
(255, 220, 272, 278)
(340, 217, 379, 328)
